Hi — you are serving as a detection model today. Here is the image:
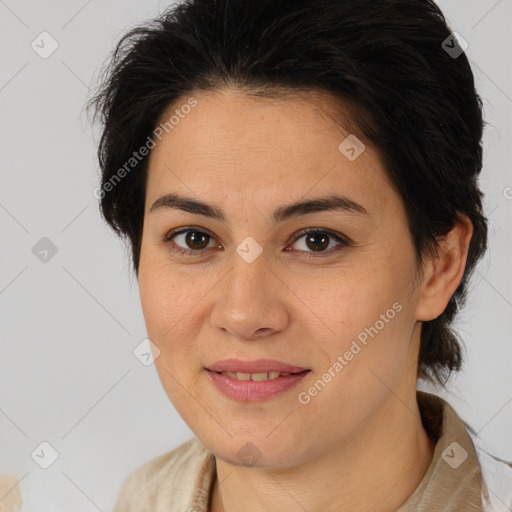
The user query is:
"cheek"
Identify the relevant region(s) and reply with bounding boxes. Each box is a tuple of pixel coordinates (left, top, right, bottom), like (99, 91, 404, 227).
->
(311, 260, 413, 376)
(138, 257, 190, 330)
(295, 297, 411, 439)
(138, 268, 203, 410)
(318, 299, 408, 385)
(138, 265, 206, 371)
(315, 264, 398, 329)
(138, 272, 169, 334)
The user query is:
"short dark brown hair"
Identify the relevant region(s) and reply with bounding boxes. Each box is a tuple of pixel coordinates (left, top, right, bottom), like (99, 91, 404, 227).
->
(87, 0, 488, 386)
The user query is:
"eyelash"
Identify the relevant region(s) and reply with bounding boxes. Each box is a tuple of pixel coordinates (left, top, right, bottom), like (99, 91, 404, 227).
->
(163, 226, 350, 258)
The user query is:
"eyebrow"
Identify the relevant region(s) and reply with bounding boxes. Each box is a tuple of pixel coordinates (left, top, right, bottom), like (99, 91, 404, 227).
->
(149, 193, 369, 223)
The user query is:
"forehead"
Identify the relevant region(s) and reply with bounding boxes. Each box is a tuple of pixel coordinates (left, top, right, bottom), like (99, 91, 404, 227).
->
(145, 88, 394, 217)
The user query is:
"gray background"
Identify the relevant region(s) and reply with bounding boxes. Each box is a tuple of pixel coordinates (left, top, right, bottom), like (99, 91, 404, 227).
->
(0, 0, 511, 510)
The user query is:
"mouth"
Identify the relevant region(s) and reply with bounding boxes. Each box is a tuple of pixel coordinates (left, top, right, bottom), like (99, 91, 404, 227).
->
(205, 358, 309, 374)
(212, 370, 306, 380)
(204, 359, 311, 401)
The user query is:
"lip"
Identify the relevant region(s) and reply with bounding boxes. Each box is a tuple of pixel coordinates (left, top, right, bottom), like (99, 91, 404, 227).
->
(205, 358, 307, 374)
(206, 370, 310, 401)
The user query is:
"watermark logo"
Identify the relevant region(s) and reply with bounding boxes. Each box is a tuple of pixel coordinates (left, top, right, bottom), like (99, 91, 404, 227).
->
(441, 32, 468, 59)
(31, 31, 59, 59)
(338, 134, 366, 161)
(133, 338, 161, 366)
(32, 237, 58, 263)
(31, 441, 59, 469)
(236, 236, 263, 263)
(237, 442, 263, 466)
(441, 441, 468, 469)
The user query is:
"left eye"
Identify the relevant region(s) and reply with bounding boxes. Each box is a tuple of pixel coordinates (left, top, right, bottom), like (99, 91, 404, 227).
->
(287, 229, 348, 255)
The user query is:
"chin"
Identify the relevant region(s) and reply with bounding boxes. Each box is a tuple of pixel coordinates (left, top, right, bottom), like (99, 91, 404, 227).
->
(198, 428, 308, 469)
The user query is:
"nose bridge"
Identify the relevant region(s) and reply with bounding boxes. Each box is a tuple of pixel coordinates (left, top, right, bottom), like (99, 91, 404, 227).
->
(225, 238, 270, 304)
(210, 239, 288, 338)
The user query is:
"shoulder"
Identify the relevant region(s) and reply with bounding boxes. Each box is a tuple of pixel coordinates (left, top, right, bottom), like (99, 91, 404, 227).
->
(412, 391, 512, 511)
(113, 437, 215, 512)
(469, 432, 512, 512)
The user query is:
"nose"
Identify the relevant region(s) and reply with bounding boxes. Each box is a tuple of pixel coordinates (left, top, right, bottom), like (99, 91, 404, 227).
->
(209, 248, 289, 341)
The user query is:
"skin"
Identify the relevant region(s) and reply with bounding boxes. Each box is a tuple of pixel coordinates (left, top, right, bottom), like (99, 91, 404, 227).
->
(137, 87, 473, 512)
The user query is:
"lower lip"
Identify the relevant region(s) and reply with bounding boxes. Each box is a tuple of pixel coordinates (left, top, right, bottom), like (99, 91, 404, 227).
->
(206, 370, 310, 402)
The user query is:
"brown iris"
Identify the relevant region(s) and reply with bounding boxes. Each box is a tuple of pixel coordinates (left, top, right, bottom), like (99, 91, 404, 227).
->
(185, 231, 210, 250)
(304, 232, 329, 252)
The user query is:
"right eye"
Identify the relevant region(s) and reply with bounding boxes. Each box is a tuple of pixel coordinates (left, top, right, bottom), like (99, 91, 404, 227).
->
(164, 227, 219, 256)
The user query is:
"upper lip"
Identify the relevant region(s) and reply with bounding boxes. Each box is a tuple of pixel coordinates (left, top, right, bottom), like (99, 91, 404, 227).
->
(206, 359, 308, 374)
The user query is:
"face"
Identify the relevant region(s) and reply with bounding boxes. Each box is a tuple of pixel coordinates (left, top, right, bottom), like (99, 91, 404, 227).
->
(138, 87, 426, 468)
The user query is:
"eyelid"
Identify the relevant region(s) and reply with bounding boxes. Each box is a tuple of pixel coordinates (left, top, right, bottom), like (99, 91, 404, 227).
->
(164, 226, 350, 256)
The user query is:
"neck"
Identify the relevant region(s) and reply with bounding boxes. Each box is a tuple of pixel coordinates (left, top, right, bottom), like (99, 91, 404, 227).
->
(210, 391, 436, 512)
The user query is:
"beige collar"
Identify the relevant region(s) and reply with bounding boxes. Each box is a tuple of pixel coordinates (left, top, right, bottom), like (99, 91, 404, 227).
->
(189, 391, 485, 511)
(397, 391, 483, 511)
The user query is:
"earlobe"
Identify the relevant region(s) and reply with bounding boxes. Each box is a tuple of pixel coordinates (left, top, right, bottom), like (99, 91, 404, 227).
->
(414, 214, 473, 322)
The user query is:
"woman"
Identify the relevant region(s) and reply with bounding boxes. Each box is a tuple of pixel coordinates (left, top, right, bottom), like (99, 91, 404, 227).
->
(87, 0, 512, 510)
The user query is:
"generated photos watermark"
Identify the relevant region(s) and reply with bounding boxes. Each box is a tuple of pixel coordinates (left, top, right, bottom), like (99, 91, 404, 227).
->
(93, 97, 198, 200)
(298, 301, 403, 404)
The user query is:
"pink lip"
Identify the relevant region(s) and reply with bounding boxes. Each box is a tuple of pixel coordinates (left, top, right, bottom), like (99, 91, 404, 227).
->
(206, 358, 307, 374)
(206, 371, 310, 401)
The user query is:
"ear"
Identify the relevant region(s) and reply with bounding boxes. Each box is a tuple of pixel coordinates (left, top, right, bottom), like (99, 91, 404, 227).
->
(415, 214, 474, 322)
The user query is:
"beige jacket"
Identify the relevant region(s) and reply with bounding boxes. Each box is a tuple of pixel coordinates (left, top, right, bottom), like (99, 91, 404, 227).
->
(112, 391, 512, 512)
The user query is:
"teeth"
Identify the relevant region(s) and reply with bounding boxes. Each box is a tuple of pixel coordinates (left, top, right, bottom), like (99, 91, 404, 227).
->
(250, 372, 269, 381)
(219, 371, 294, 380)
